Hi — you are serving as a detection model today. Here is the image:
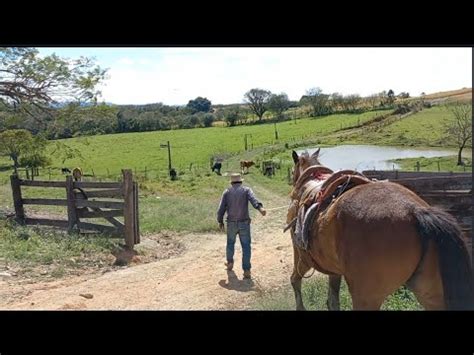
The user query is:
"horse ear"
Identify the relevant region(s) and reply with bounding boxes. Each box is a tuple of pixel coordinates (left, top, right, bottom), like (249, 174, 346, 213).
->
(292, 150, 299, 164)
(311, 148, 320, 158)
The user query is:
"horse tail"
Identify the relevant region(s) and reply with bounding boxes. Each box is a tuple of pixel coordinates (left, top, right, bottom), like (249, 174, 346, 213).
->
(413, 206, 474, 310)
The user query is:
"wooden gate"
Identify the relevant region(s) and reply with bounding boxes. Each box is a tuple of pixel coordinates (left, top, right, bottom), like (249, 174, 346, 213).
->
(10, 169, 139, 249)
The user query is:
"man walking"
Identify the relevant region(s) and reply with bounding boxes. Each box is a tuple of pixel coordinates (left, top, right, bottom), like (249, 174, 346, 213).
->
(217, 173, 266, 279)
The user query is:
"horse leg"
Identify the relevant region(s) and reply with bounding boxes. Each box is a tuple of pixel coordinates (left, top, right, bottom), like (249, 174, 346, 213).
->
(327, 275, 342, 310)
(290, 249, 311, 311)
(291, 268, 310, 311)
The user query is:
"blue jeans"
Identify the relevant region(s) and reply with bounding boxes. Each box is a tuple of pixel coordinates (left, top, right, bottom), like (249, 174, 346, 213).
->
(226, 221, 251, 271)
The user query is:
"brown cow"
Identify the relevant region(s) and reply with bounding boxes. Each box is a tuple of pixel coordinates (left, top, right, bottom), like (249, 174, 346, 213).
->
(240, 160, 255, 174)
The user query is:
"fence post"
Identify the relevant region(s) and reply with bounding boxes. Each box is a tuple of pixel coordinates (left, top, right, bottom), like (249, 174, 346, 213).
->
(123, 169, 135, 250)
(133, 181, 140, 244)
(66, 176, 78, 233)
(416, 161, 420, 172)
(10, 174, 25, 223)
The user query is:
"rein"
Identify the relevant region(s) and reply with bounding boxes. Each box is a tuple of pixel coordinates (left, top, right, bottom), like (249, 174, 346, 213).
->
(265, 205, 290, 211)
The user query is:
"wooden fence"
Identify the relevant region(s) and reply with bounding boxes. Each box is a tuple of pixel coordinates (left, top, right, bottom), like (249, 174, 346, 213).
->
(10, 169, 139, 249)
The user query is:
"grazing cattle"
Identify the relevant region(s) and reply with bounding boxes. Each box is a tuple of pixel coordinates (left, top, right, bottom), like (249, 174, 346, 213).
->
(262, 161, 275, 177)
(169, 168, 177, 180)
(240, 160, 255, 174)
(61, 168, 71, 174)
(211, 162, 222, 175)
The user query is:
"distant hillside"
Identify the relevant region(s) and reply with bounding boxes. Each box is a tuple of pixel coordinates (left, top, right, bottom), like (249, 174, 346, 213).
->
(418, 88, 472, 104)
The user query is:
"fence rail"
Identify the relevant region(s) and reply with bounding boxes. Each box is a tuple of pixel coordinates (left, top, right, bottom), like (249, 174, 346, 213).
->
(10, 169, 140, 249)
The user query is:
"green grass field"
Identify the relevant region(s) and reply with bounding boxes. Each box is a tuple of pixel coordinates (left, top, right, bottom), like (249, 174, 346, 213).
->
(0, 108, 392, 235)
(390, 155, 472, 172)
(0, 109, 391, 183)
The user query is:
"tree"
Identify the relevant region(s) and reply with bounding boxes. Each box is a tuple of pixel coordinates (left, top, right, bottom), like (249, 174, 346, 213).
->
(268, 93, 290, 120)
(0, 48, 107, 122)
(330, 92, 344, 112)
(0, 129, 48, 173)
(444, 104, 472, 166)
(304, 87, 331, 117)
(378, 90, 388, 107)
(201, 113, 215, 127)
(244, 88, 272, 121)
(344, 94, 361, 112)
(387, 89, 395, 104)
(186, 97, 212, 113)
(224, 108, 242, 127)
(366, 94, 380, 110)
(55, 103, 119, 137)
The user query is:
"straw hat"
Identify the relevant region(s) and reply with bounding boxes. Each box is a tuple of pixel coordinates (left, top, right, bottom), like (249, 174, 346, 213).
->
(230, 173, 243, 183)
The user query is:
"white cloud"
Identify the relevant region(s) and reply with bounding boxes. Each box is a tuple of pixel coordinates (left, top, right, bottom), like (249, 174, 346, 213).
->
(95, 48, 472, 105)
(117, 57, 135, 65)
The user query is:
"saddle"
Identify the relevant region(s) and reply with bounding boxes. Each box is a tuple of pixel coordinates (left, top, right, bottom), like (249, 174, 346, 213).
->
(288, 169, 374, 250)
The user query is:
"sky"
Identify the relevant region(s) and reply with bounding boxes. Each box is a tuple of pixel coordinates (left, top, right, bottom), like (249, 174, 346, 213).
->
(38, 47, 472, 106)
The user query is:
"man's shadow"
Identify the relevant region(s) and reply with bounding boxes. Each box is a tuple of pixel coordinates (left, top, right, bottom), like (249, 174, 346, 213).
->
(218, 270, 255, 292)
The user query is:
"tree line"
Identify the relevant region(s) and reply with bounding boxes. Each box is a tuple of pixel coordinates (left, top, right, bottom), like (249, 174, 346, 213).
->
(0, 87, 409, 139)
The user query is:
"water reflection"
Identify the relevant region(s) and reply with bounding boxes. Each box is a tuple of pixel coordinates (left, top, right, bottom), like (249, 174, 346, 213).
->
(299, 145, 456, 171)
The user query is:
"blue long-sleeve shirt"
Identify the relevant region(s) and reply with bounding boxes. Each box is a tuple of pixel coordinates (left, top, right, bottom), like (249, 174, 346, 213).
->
(217, 184, 263, 223)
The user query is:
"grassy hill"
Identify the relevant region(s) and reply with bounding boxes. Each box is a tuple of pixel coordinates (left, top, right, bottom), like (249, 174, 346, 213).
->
(421, 87, 472, 103)
(337, 105, 468, 147)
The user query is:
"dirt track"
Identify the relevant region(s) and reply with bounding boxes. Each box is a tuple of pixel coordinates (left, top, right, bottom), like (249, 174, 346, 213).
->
(0, 183, 307, 310)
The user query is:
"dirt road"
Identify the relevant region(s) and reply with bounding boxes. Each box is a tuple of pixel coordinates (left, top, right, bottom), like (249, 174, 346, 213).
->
(0, 183, 303, 310)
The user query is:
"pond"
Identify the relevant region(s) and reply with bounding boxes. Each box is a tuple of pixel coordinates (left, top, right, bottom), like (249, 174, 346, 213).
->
(299, 145, 457, 171)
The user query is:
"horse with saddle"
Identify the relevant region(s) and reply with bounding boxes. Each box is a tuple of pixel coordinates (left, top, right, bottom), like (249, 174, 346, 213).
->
(285, 148, 473, 310)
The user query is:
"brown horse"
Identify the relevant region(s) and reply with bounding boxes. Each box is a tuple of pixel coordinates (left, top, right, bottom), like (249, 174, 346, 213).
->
(288, 148, 474, 310)
(240, 160, 255, 174)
